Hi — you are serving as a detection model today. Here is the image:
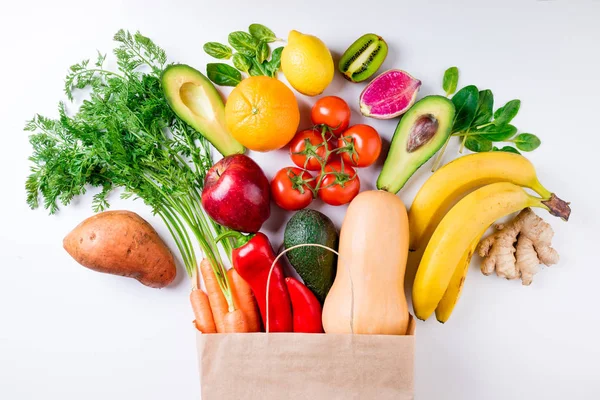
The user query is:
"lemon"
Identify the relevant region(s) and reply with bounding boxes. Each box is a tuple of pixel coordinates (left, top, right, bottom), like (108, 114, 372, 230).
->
(281, 30, 334, 96)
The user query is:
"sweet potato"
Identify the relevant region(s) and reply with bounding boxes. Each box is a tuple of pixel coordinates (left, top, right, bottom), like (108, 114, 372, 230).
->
(63, 210, 176, 288)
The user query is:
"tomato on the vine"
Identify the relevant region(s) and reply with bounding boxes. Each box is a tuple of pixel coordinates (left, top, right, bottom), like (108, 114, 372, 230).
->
(311, 96, 351, 136)
(318, 161, 360, 206)
(271, 167, 316, 211)
(338, 124, 382, 167)
(289, 129, 333, 171)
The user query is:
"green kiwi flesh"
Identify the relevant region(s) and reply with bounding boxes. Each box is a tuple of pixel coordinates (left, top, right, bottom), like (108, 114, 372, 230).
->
(338, 33, 388, 83)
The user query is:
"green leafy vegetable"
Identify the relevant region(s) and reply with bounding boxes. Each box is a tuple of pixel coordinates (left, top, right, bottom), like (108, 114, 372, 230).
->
(25, 30, 234, 290)
(250, 58, 271, 77)
(442, 67, 459, 97)
(477, 124, 517, 141)
(228, 31, 258, 57)
(493, 145, 521, 154)
(257, 42, 270, 64)
(472, 89, 494, 126)
(512, 133, 541, 151)
(203, 24, 281, 83)
(232, 53, 252, 73)
(451, 85, 479, 132)
(494, 99, 521, 125)
(248, 62, 264, 76)
(465, 136, 493, 152)
(203, 42, 233, 59)
(249, 23, 277, 43)
(267, 47, 284, 75)
(206, 63, 242, 87)
(432, 67, 541, 169)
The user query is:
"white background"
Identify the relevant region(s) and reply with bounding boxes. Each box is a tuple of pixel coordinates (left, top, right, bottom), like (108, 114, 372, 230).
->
(1, 0, 599, 399)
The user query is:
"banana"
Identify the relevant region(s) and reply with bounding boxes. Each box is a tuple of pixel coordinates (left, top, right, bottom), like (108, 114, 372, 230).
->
(408, 152, 556, 252)
(412, 182, 555, 321)
(434, 237, 479, 323)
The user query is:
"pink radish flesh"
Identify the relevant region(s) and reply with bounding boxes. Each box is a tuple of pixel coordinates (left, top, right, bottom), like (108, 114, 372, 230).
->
(360, 70, 421, 119)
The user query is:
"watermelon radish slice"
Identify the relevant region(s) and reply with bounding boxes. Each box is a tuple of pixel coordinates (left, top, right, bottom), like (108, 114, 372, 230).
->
(359, 70, 421, 119)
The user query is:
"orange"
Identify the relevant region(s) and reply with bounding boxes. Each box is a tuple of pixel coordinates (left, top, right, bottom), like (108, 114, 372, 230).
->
(225, 76, 300, 152)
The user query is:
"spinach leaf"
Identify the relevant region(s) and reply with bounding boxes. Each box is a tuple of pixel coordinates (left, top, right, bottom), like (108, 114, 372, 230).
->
(493, 145, 521, 154)
(248, 60, 264, 76)
(513, 133, 541, 151)
(249, 24, 277, 43)
(206, 63, 242, 87)
(203, 42, 233, 60)
(451, 85, 479, 132)
(494, 99, 521, 125)
(228, 31, 258, 57)
(472, 89, 494, 126)
(465, 136, 493, 152)
(257, 41, 270, 64)
(443, 67, 459, 97)
(267, 47, 284, 76)
(477, 124, 517, 141)
(232, 53, 252, 73)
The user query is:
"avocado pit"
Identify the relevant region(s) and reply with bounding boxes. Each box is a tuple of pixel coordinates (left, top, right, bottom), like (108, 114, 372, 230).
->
(406, 114, 439, 153)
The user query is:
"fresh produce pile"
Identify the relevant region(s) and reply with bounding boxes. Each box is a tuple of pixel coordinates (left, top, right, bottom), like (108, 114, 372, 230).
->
(25, 24, 571, 337)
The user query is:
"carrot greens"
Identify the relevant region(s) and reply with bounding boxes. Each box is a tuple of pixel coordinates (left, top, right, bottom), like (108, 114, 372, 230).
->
(25, 30, 232, 297)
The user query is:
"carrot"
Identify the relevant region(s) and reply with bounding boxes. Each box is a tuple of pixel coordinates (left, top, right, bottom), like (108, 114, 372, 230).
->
(200, 259, 229, 333)
(189, 288, 217, 333)
(222, 309, 249, 333)
(228, 268, 262, 332)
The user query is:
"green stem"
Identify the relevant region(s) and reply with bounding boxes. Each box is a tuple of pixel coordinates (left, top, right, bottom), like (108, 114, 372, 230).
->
(159, 204, 197, 269)
(453, 131, 484, 137)
(475, 121, 494, 130)
(459, 132, 468, 154)
(215, 230, 253, 248)
(149, 174, 234, 309)
(72, 68, 123, 80)
(123, 43, 155, 71)
(212, 223, 233, 260)
(311, 125, 336, 193)
(158, 208, 196, 276)
(431, 136, 452, 172)
(177, 119, 203, 176)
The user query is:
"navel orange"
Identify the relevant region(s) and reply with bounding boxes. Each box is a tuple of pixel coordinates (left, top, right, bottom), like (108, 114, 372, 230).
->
(225, 76, 300, 152)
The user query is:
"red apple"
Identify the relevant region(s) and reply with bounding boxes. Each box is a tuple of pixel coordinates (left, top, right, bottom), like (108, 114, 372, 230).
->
(202, 154, 271, 233)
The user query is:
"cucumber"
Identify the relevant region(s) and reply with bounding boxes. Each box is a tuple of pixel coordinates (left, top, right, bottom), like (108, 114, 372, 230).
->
(284, 209, 338, 303)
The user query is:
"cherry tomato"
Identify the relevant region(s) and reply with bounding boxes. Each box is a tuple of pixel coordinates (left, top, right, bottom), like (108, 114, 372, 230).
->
(311, 96, 351, 136)
(318, 161, 360, 206)
(289, 129, 333, 171)
(271, 167, 315, 211)
(338, 124, 382, 168)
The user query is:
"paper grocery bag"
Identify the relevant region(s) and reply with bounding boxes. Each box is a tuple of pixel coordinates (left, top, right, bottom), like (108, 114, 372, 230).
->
(196, 318, 415, 400)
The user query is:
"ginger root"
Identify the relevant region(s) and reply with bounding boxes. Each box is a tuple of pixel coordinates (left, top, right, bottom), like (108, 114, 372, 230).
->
(477, 208, 559, 285)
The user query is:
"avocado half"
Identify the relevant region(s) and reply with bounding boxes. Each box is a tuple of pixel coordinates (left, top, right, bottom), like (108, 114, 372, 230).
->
(161, 64, 245, 156)
(377, 95, 455, 193)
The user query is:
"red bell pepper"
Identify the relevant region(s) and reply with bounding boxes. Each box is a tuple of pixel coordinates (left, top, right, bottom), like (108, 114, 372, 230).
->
(219, 231, 293, 332)
(285, 277, 324, 333)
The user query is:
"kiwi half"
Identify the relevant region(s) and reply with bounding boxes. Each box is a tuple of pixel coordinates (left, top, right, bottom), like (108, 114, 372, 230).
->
(338, 33, 388, 83)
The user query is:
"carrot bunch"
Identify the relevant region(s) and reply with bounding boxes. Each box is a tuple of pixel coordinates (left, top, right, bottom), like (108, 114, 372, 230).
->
(190, 259, 261, 333)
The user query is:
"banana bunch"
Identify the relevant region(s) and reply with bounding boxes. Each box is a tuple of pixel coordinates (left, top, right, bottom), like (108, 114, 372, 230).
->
(410, 152, 571, 322)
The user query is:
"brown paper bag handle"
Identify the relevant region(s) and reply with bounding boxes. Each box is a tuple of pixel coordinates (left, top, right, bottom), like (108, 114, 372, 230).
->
(266, 244, 355, 334)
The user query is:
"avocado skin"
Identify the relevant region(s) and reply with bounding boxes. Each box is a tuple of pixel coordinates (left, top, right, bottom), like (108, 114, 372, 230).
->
(377, 95, 456, 193)
(284, 209, 338, 303)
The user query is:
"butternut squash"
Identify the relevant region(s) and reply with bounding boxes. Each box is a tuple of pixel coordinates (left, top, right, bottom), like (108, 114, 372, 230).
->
(322, 190, 410, 335)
